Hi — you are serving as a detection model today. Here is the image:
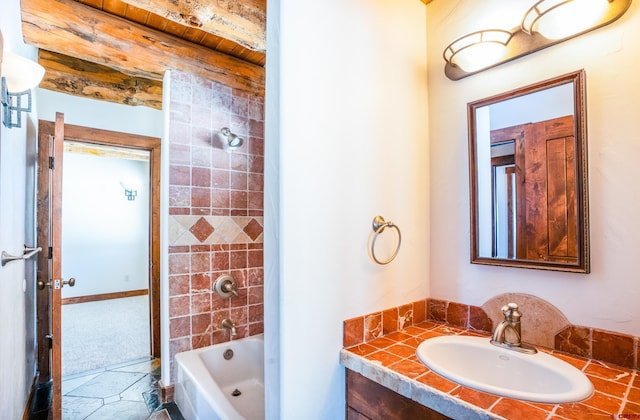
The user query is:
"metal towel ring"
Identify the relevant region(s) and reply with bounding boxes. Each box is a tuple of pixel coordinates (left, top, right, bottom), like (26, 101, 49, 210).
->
(370, 215, 402, 265)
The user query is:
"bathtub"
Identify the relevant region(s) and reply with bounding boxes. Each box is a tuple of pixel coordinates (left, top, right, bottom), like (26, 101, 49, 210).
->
(175, 334, 264, 420)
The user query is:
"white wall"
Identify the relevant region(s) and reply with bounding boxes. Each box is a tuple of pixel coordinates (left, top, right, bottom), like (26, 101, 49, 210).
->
(269, 0, 428, 417)
(37, 89, 163, 138)
(428, 0, 640, 336)
(62, 152, 150, 297)
(0, 0, 38, 416)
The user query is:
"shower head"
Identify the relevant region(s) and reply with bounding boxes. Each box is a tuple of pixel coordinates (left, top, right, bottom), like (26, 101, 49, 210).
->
(220, 127, 243, 150)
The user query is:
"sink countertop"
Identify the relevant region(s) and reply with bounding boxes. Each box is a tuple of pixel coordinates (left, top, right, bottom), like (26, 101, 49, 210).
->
(340, 321, 640, 419)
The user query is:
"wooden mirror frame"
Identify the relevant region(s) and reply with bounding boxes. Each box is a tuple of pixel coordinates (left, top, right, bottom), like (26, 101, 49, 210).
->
(468, 70, 590, 273)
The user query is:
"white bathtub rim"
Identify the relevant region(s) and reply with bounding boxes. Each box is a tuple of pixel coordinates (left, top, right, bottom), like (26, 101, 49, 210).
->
(175, 334, 264, 420)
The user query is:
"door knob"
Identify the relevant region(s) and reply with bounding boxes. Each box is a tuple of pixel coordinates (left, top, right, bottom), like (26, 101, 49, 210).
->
(37, 277, 76, 290)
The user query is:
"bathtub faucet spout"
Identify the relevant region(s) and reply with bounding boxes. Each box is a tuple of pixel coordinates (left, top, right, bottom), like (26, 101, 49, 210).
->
(222, 319, 237, 337)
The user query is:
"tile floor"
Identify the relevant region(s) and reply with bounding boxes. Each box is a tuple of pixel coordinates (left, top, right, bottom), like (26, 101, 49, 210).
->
(62, 358, 184, 420)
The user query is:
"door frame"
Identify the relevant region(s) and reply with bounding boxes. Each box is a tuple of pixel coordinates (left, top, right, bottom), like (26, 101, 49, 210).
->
(36, 120, 162, 383)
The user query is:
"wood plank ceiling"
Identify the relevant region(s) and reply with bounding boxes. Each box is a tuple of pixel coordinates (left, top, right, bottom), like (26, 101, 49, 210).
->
(73, 0, 266, 67)
(21, 0, 429, 107)
(21, 0, 267, 108)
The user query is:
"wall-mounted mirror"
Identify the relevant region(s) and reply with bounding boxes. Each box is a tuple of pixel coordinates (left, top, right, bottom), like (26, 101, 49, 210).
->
(468, 70, 589, 273)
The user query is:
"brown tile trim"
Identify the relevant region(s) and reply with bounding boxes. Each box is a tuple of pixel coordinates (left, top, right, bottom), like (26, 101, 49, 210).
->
(157, 381, 174, 404)
(344, 297, 639, 370)
(555, 326, 638, 370)
(343, 299, 429, 347)
(343, 298, 491, 348)
(555, 325, 591, 358)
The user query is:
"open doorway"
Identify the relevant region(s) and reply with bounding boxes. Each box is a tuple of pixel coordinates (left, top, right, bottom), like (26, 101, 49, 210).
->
(36, 120, 161, 419)
(61, 142, 152, 377)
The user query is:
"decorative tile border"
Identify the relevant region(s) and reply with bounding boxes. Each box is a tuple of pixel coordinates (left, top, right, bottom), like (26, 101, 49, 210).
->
(169, 215, 264, 246)
(344, 297, 639, 370)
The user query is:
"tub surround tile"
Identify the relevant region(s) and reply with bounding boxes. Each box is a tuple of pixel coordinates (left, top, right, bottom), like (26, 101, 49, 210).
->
(168, 70, 264, 383)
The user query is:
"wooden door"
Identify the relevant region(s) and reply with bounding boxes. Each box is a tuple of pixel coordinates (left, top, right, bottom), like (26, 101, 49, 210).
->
(52, 113, 69, 419)
(36, 115, 162, 419)
(490, 125, 529, 259)
(490, 115, 576, 263)
(524, 115, 577, 263)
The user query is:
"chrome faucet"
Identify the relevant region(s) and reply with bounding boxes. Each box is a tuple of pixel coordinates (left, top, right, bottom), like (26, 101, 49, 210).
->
(490, 303, 537, 354)
(221, 319, 237, 337)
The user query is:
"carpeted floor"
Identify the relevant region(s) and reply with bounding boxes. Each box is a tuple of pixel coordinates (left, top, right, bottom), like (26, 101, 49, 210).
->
(62, 295, 151, 376)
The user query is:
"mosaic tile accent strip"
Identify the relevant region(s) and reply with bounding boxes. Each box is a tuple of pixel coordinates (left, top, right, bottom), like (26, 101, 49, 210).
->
(169, 215, 263, 245)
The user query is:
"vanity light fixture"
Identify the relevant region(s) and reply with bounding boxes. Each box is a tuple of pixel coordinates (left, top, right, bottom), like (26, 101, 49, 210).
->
(1, 51, 45, 128)
(522, 0, 611, 39)
(443, 30, 512, 73)
(444, 0, 631, 80)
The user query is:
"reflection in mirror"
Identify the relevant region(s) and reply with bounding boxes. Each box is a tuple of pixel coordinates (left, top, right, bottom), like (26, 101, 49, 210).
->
(468, 71, 589, 272)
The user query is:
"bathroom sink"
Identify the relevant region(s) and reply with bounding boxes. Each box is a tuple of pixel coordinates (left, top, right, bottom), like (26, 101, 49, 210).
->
(416, 335, 593, 404)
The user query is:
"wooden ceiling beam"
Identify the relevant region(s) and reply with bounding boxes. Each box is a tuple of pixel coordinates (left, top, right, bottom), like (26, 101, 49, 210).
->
(119, 0, 266, 52)
(21, 0, 265, 97)
(38, 50, 163, 110)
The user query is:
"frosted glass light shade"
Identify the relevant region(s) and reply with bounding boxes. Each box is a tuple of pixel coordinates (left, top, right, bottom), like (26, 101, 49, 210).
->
(444, 30, 512, 73)
(522, 0, 610, 40)
(1, 51, 45, 93)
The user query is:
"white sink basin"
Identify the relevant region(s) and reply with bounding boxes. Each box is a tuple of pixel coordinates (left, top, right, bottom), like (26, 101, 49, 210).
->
(416, 335, 593, 404)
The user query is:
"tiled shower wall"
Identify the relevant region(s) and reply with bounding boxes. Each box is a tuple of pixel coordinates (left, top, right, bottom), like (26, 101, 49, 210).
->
(167, 71, 264, 377)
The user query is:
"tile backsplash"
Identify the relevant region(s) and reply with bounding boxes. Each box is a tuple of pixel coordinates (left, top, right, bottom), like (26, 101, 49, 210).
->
(344, 296, 639, 371)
